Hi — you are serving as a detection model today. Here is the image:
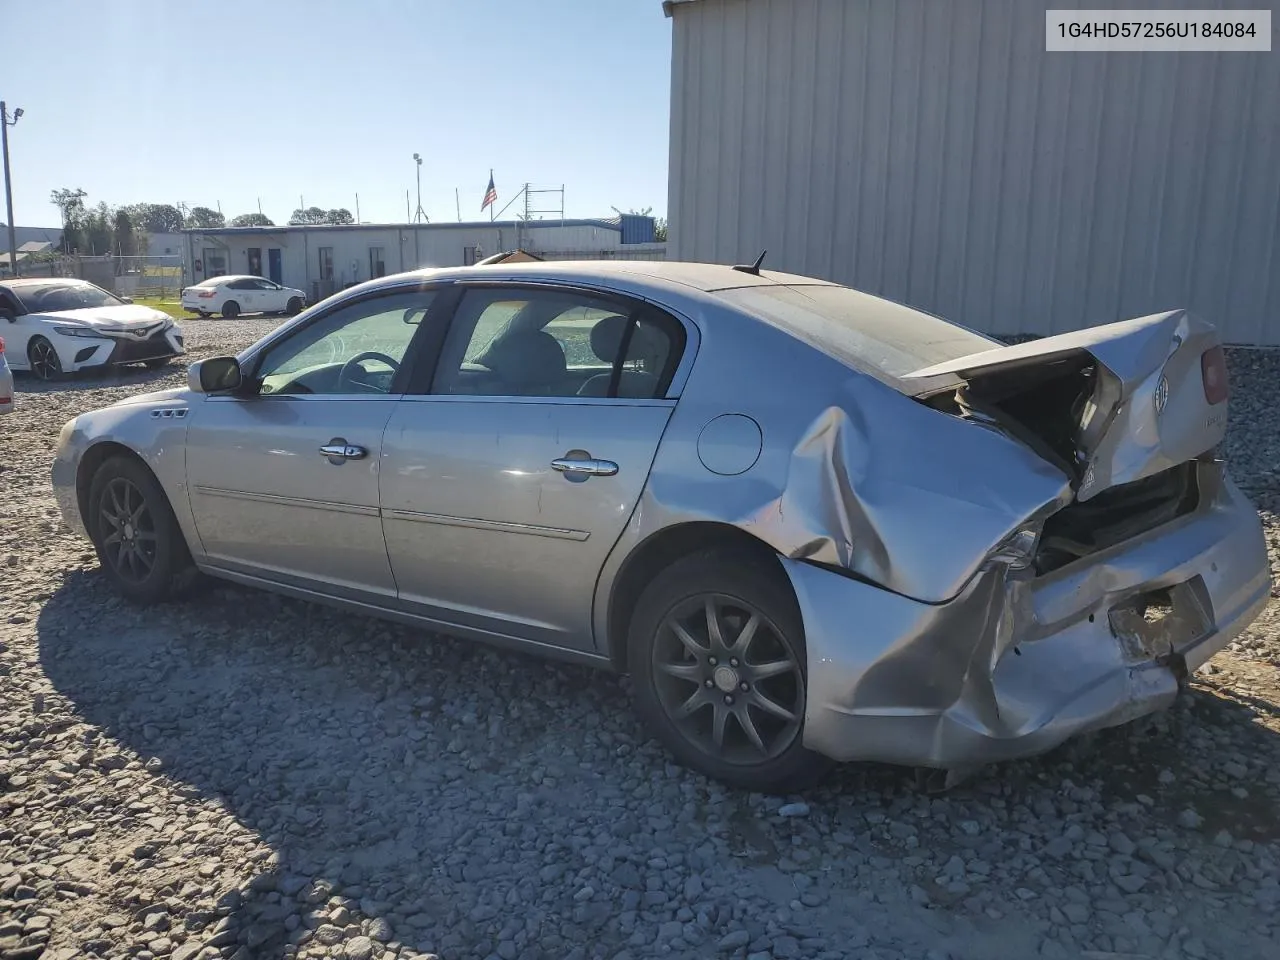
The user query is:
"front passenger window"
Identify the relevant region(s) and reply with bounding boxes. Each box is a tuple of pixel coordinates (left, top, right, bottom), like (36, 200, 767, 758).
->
(253, 290, 435, 396)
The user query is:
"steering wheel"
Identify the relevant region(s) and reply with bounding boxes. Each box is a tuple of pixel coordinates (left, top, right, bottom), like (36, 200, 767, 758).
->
(338, 351, 401, 391)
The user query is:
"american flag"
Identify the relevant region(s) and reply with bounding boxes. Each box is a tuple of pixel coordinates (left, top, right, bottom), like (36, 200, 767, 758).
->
(481, 171, 497, 211)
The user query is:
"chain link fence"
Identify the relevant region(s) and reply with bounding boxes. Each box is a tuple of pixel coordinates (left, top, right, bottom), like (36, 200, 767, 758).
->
(11, 254, 185, 298)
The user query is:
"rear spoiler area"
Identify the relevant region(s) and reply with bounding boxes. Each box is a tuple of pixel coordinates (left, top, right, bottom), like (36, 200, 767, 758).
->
(902, 310, 1229, 501)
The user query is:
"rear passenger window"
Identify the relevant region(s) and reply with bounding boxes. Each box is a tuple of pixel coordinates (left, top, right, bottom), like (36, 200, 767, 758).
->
(432, 288, 684, 399)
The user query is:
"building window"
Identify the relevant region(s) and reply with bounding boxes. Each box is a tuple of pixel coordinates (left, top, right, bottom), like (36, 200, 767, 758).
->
(463, 244, 484, 266)
(369, 247, 386, 278)
(203, 247, 227, 278)
(318, 247, 334, 280)
(247, 247, 262, 276)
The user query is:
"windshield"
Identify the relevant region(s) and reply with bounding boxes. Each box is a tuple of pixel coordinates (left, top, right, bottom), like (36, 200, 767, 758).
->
(14, 281, 126, 313)
(717, 283, 996, 381)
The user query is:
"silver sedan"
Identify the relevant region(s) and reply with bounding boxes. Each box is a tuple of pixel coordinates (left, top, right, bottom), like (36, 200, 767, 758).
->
(51, 261, 1270, 791)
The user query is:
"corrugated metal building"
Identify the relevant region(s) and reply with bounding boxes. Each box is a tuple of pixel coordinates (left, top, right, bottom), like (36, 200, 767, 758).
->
(665, 0, 1280, 345)
(183, 217, 665, 301)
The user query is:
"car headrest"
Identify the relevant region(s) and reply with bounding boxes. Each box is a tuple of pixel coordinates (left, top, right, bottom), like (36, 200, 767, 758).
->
(484, 329, 567, 386)
(589, 315, 632, 363)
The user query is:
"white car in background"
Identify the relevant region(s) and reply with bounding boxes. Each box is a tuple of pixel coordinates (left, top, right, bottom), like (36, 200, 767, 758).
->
(0, 278, 185, 381)
(181, 275, 307, 319)
(0, 336, 12, 413)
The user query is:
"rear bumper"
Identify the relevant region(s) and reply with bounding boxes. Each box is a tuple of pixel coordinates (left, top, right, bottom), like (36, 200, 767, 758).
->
(786, 461, 1271, 769)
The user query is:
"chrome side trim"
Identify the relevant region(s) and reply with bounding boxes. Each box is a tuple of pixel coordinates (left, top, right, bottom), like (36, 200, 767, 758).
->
(193, 561, 612, 670)
(192, 485, 381, 518)
(396, 395, 677, 408)
(382, 508, 590, 541)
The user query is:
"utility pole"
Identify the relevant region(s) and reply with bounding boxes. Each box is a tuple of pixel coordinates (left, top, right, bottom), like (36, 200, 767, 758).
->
(1, 101, 22, 278)
(412, 153, 427, 223)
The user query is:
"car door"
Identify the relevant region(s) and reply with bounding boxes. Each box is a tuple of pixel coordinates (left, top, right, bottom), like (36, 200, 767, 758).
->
(254, 278, 286, 313)
(0, 288, 36, 368)
(225, 278, 258, 313)
(185, 284, 440, 601)
(379, 283, 689, 653)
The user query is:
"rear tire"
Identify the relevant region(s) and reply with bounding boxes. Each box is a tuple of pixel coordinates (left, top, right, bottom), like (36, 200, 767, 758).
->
(221, 300, 240, 319)
(28, 336, 63, 381)
(627, 549, 833, 793)
(88, 455, 197, 605)
(286, 297, 303, 315)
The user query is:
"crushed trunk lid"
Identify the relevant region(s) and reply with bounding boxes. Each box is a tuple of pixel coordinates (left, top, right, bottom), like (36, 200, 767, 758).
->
(903, 310, 1228, 501)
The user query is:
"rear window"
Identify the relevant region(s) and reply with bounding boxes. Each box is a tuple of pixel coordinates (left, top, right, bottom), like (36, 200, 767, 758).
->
(717, 284, 995, 380)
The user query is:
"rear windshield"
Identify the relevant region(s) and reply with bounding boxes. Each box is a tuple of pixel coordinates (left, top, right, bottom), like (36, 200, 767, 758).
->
(717, 284, 995, 381)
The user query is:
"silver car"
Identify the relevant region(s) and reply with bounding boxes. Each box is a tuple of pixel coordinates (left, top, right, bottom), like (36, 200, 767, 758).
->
(51, 261, 1270, 791)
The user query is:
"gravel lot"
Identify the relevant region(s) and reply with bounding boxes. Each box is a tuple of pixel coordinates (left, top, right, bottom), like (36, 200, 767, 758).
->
(2, 318, 1279, 960)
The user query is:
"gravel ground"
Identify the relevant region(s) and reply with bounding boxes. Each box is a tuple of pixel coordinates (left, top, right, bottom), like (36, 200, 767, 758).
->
(2, 320, 1279, 960)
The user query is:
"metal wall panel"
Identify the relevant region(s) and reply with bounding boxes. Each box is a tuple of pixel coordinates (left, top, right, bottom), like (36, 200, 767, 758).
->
(668, 0, 1280, 344)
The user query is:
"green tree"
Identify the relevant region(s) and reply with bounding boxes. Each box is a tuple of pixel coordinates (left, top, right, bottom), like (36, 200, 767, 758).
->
(113, 210, 135, 257)
(81, 202, 114, 255)
(230, 212, 275, 227)
(50, 187, 87, 253)
(288, 206, 329, 225)
(325, 208, 354, 225)
(186, 206, 225, 228)
(126, 203, 184, 234)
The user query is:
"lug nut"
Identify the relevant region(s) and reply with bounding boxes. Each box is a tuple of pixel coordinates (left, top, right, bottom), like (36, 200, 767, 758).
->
(729, 658, 739, 667)
(723, 695, 734, 705)
(708, 656, 718, 666)
(739, 682, 749, 691)
(704, 679, 714, 688)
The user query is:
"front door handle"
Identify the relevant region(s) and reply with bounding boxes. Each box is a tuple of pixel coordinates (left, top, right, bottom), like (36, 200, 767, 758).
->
(551, 456, 618, 477)
(319, 438, 367, 463)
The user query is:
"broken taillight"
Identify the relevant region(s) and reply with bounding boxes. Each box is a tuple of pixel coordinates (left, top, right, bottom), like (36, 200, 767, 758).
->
(1201, 346, 1228, 404)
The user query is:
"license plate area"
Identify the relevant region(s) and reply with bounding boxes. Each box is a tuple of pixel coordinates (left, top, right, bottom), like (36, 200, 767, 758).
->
(1108, 577, 1213, 666)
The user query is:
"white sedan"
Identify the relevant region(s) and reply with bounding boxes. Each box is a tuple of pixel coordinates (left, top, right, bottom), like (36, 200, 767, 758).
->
(0, 336, 12, 413)
(181, 275, 307, 319)
(0, 278, 185, 381)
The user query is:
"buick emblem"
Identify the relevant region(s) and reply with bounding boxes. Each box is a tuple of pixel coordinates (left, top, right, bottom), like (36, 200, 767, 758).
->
(1154, 375, 1170, 415)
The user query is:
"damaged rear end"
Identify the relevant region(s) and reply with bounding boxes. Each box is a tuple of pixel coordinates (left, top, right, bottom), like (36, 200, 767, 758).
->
(787, 309, 1270, 770)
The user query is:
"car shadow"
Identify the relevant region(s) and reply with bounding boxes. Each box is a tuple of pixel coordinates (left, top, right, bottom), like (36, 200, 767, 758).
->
(36, 567, 1280, 959)
(13, 364, 185, 394)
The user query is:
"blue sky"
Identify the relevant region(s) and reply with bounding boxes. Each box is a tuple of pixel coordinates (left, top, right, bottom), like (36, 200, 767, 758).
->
(3, 0, 673, 228)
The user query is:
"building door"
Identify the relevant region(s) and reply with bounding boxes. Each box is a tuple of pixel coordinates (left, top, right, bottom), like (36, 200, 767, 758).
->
(247, 247, 262, 277)
(267, 248, 282, 284)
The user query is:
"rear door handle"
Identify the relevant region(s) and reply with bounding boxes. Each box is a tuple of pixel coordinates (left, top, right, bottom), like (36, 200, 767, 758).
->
(551, 457, 618, 477)
(319, 439, 367, 463)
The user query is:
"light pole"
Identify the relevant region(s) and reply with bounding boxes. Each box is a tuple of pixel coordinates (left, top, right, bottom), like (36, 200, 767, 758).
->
(411, 153, 427, 223)
(2, 102, 22, 278)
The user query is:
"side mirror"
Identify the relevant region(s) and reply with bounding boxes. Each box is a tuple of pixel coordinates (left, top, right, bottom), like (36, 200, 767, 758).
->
(189, 356, 243, 393)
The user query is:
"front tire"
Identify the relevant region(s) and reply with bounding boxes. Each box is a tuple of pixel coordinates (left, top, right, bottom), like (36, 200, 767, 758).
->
(628, 549, 833, 793)
(221, 300, 240, 319)
(286, 296, 303, 315)
(88, 455, 196, 605)
(28, 336, 63, 381)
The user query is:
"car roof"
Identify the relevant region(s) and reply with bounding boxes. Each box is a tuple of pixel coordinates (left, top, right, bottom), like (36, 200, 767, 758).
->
(196, 275, 258, 285)
(1, 277, 93, 289)
(407, 259, 839, 294)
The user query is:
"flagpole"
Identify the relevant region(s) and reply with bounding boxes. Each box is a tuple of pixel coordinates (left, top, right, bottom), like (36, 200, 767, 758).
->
(455, 188, 461, 223)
